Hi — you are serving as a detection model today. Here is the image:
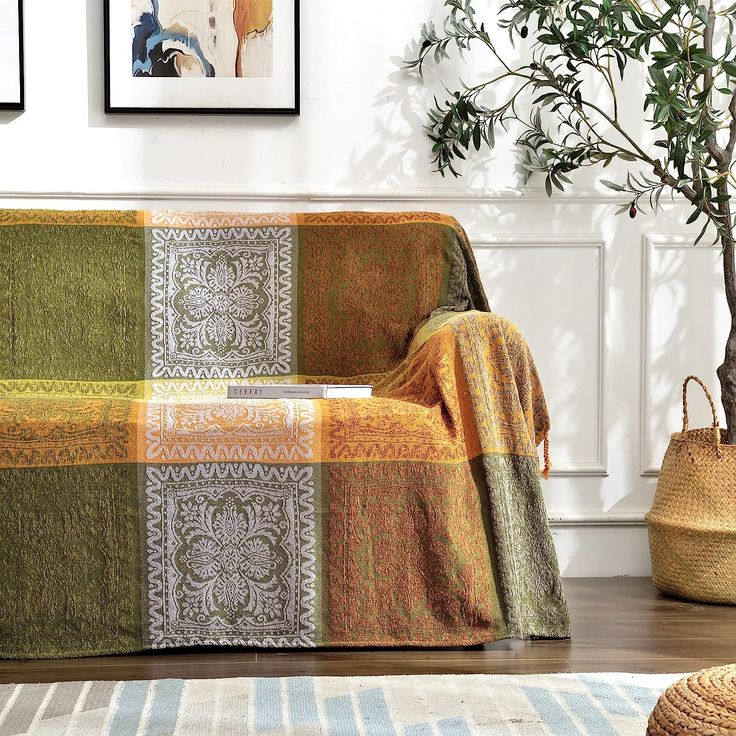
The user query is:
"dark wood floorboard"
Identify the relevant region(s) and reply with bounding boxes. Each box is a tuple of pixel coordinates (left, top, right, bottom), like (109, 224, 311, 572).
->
(2, 577, 735, 683)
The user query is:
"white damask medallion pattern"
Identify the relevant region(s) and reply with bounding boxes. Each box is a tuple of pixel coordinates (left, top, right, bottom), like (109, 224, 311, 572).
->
(148, 227, 295, 378)
(144, 462, 316, 648)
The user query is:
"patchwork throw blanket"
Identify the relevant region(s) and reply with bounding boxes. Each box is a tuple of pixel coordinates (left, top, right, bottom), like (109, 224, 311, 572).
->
(0, 210, 569, 659)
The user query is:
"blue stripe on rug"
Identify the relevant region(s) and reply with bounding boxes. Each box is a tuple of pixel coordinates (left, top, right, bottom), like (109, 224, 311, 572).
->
(108, 681, 150, 736)
(143, 679, 184, 736)
(357, 688, 397, 736)
(255, 678, 283, 732)
(325, 694, 360, 736)
(404, 724, 433, 736)
(287, 677, 319, 726)
(522, 686, 584, 736)
(578, 676, 637, 717)
(560, 692, 617, 736)
(620, 685, 662, 714)
(437, 716, 472, 735)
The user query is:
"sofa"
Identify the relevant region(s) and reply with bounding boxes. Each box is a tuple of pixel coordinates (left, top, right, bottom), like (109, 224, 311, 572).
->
(0, 209, 569, 658)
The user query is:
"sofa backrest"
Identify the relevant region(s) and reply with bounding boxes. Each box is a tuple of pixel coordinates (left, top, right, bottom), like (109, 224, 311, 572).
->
(0, 209, 489, 382)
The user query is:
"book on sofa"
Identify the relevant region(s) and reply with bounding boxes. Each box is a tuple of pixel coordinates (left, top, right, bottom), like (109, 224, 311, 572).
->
(227, 384, 373, 399)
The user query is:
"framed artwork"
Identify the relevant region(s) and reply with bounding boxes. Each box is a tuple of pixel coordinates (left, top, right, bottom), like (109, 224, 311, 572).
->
(105, 0, 299, 114)
(0, 0, 24, 110)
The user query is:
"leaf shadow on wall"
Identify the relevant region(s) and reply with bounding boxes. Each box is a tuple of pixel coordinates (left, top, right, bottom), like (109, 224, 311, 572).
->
(340, 0, 532, 193)
(646, 234, 725, 471)
(341, 51, 518, 193)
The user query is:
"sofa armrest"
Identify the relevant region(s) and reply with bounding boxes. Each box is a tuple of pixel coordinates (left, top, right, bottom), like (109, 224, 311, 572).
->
(409, 309, 551, 473)
(409, 310, 486, 354)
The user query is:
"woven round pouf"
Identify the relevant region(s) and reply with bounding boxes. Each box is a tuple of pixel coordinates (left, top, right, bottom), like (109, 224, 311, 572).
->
(647, 665, 736, 735)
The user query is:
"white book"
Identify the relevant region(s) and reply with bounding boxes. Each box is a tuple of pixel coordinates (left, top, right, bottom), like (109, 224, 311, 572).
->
(227, 384, 373, 399)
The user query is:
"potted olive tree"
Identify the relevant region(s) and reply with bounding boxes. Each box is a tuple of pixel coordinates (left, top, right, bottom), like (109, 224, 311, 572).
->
(406, 0, 736, 602)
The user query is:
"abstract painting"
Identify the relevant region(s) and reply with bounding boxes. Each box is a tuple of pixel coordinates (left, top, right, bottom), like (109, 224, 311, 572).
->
(105, 0, 298, 114)
(0, 0, 24, 111)
(131, 0, 273, 79)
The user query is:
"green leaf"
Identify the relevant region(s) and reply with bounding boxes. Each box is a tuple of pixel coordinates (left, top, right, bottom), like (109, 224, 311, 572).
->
(690, 51, 718, 68)
(601, 179, 625, 191)
(686, 207, 702, 224)
(693, 220, 709, 245)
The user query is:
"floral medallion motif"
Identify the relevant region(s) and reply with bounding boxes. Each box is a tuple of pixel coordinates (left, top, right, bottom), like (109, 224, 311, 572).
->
(144, 462, 316, 647)
(148, 227, 295, 378)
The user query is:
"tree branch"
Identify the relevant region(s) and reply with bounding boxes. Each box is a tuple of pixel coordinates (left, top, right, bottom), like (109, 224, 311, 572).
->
(719, 182, 736, 318)
(726, 90, 736, 161)
(703, 0, 728, 167)
(652, 164, 698, 202)
(703, 0, 715, 91)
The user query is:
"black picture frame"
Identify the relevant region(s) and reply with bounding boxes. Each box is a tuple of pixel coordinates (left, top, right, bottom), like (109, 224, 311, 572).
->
(104, 0, 299, 115)
(0, 0, 24, 111)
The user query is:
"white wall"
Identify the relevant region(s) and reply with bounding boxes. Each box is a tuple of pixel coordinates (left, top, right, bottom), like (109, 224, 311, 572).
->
(0, 0, 723, 577)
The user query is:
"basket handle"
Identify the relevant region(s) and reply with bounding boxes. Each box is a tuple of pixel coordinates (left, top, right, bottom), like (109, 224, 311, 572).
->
(682, 375, 722, 457)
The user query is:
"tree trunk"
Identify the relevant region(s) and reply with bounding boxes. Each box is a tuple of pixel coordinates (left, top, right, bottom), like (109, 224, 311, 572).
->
(716, 189, 736, 444)
(718, 327, 736, 444)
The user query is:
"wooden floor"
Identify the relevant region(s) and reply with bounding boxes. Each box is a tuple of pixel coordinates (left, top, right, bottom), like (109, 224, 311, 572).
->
(2, 578, 735, 683)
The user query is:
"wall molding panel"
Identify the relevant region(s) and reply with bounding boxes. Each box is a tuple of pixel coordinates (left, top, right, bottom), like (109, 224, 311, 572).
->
(640, 233, 723, 477)
(549, 513, 645, 527)
(641, 234, 681, 477)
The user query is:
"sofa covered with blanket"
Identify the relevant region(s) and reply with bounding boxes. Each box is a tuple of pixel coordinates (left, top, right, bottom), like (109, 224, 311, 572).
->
(0, 209, 569, 659)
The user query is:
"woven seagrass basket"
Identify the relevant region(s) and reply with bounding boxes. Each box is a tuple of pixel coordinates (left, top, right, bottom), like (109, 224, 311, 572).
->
(647, 664, 736, 735)
(646, 376, 736, 605)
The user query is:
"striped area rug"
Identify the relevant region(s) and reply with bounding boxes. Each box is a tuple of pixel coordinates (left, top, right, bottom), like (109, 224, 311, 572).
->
(0, 672, 682, 735)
